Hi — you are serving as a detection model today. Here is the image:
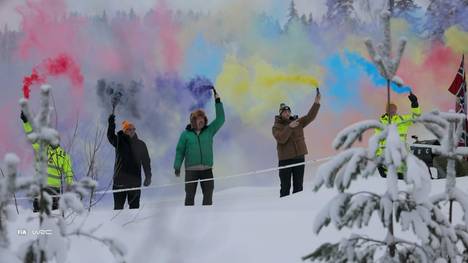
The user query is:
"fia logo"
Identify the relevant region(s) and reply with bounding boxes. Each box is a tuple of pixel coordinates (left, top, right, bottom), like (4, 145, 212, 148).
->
(17, 229, 27, 236)
(17, 229, 53, 236)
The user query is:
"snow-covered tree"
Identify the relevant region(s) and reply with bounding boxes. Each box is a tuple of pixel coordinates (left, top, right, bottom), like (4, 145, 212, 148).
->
(365, 9, 407, 121)
(287, 0, 299, 23)
(0, 154, 23, 263)
(305, 5, 468, 260)
(324, 0, 360, 32)
(14, 85, 126, 263)
(416, 110, 468, 261)
(423, 0, 468, 39)
(284, 0, 303, 32)
(365, 10, 406, 83)
(392, 0, 421, 26)
(304, 113, 468, 262)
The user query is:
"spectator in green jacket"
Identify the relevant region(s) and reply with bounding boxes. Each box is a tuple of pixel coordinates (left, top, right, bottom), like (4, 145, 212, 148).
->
(173, 88, 225, 206)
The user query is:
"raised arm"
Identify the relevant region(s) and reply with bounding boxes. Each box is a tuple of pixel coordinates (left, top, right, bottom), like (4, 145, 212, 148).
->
(299, 93, 321, 128)
(21, 111, 39, 152)
(107, 114, 117, 147)
(402, 93, 421, 121)
(207, 91, 225, 135)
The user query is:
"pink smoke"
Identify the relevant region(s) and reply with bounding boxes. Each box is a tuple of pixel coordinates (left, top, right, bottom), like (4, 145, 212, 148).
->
(16, 0, 88, 59)
(151, 0, 183, 73)
(22, 53, 84, 98)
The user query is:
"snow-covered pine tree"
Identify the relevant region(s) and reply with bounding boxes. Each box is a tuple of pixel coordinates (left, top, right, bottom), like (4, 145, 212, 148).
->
(365, 8, 407, 128)
(365, 10, 407, 83)
(423, 0, 467, 40)
(416, 110, 468, 261)
(287, 0, 299, 23)
(324, 0, 360, 32)
(0, 153, 23, 263)
(284, 0, 301, 32)
(307, 13, 314, 25)
(300, 14, 307, 26)
(17, 85, 126, 263)
(303, 114, 468, 262)
(305, 3, 468, 260)
(307, 13, 321, 34)
(392, 0, 421, 27)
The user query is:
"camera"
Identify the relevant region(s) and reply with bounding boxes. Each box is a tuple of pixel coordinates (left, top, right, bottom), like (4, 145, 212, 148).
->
(290, 115, 299, 120)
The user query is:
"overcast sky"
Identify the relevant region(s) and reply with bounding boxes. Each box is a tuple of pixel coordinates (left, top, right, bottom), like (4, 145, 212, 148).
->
(0, 0, 430, 30)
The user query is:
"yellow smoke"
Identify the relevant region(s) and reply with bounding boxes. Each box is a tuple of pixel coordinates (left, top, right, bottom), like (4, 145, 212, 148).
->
(261, 74, 319, 89)
(445, 26, 468, 54)
(215, 55, 320, 126)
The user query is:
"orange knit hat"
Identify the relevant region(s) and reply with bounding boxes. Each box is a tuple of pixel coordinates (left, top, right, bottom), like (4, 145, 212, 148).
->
(122, 120, 135, 131)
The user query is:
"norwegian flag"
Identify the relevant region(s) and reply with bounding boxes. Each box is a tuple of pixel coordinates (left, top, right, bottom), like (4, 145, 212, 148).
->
(448, 55, 467, 146)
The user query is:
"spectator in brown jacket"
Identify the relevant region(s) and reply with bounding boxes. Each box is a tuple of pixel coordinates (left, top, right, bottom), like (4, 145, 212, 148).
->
(272, 93, 321, 197)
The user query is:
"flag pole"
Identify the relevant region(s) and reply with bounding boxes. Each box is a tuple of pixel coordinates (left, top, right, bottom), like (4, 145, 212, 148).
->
(463, 54, 467, 148)
(449, 54, 466, 226)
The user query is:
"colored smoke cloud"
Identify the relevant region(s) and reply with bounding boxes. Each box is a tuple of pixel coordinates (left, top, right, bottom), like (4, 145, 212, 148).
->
(22, 53, 84, 99)
(96, 79, 142, 118)
(0, 0, 466, 192)
(186, 76, 214, 110)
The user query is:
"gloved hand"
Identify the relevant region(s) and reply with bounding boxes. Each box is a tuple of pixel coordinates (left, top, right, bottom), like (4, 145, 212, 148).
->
(20, 111, 28, 123)
(175, 169, 180, 177)
(408, 93, 418, 108)
(314, 93, 321, 104)
(213, 88, 220, 101)
(108, 114, 115, 124)
(289, 120, 300, 128)
(65, 185, 73, 192)
(143, 177, 151, 187)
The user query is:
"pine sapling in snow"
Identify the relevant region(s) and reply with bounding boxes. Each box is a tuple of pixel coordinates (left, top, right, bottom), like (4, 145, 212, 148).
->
(0, 153, 23, 263)
(17, 85, 126, 263)
(304, 113, 466, 262)
(415, 110, 468, 261)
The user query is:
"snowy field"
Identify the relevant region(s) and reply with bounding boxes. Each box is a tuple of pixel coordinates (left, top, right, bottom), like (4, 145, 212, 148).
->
(7, 173, 468, 263)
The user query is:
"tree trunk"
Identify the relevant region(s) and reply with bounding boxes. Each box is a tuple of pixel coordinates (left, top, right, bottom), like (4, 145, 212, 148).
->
(389, 0, 395, 14)
(387, 79, 391, 124)
(389, 214, 396, 257)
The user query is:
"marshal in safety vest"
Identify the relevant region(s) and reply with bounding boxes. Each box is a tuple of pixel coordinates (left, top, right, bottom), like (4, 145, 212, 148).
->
(375, 106, 422, 156)
(23, 122, 74, 188)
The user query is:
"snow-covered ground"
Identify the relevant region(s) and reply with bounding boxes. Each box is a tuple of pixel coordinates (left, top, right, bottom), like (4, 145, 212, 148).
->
(7, 174, 468, 263)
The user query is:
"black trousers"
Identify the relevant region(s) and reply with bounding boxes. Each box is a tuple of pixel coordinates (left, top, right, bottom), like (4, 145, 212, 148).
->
(113, 185, 141, 210)
(33, 187, 60, 212)
(378, 165, 404, 180)
(185, 169, 214, 206)
(278, 157, 305, 197)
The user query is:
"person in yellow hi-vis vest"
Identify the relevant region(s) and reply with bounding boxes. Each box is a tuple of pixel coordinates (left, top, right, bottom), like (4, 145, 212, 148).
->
(21, 111, 74, 212)
(375, 93, 421, 178)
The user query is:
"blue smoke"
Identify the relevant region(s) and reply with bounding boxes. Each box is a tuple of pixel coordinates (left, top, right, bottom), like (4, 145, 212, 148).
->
(182, 34, 225, 81)
(345, 51, 412, 94)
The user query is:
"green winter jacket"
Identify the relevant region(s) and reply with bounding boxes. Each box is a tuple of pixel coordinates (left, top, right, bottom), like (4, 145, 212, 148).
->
(174, 101, 225, 170)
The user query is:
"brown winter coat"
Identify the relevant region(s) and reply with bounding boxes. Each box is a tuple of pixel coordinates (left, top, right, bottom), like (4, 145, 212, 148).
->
(272, 103, 321, 161)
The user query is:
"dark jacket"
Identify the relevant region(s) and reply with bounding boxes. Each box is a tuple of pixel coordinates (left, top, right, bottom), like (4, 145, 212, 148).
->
(174, 100, 225, 170)
(107, 121, 152, 187)
(272, 103, 320, 161)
